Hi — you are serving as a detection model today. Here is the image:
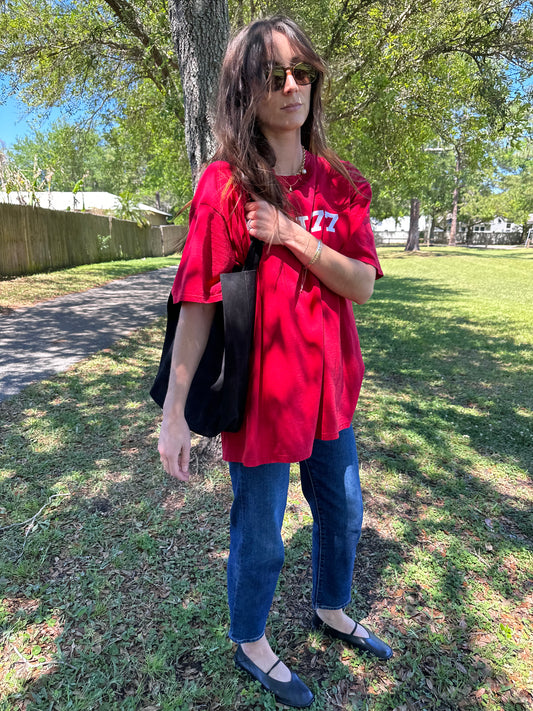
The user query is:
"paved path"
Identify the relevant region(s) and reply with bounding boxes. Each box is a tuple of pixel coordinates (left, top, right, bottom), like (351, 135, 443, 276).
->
(0, 266, 177, 402)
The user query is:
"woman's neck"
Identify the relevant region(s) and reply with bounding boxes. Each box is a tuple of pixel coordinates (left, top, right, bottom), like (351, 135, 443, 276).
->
(266, 132, 304, 176)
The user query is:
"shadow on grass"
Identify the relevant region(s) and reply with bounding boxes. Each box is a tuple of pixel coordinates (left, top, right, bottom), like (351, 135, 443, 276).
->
(347, 274, 532, 709)
(0, 326, 233, 708)
(360, 273, 531, 490)
(1, 272, 532, 710)
(0, 337, 396, 710)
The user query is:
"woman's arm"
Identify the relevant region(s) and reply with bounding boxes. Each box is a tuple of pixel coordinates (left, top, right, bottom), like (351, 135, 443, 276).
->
(158, 301, 216, 481)
(245, 200, 376, 304)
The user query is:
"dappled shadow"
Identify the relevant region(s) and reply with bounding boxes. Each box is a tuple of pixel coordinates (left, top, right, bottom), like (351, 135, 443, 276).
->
(0, 330, 236, 708)
(342, 272, 533, 709)
(0, 267, 176, 401)
(361, 274, 532, 480)
(1, 269, 532, 709)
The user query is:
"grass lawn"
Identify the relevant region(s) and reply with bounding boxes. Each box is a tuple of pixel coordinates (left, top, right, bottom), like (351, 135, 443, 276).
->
(0, 257, 180, 314)
(1, 246, 532, 710)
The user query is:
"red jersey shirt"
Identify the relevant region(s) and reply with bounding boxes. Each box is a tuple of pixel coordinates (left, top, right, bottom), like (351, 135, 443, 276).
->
(172, 154, 383, 466)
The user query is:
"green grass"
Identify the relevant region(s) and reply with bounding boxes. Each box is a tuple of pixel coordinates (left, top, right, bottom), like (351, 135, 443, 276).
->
(1, 247, 532, 710)
(0, 257, 180, 313)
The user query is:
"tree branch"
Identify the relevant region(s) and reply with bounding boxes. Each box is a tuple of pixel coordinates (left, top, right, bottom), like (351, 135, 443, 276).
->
(101, 0, 180, 100)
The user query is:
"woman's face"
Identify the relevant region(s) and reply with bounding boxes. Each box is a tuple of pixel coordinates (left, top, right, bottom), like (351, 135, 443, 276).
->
(255, 31, 312, 142)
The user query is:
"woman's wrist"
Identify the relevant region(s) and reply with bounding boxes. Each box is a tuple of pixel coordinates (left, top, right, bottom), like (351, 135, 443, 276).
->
(162, 388, 186, 419)
(306, 239, 323, 266)
(282, 218, 318, 263)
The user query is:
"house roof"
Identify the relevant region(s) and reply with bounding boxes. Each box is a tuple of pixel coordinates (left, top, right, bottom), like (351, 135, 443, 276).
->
(136, 202, 172, 217)
(0, 191, 171, 216)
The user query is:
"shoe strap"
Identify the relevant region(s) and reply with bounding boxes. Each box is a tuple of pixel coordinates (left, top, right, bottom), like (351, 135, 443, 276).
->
(266, 658, 282, 676)
(351, 621, 370, 638)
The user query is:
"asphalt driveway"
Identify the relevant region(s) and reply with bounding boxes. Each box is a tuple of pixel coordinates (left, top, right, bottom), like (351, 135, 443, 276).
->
(0, 266, 177, 403)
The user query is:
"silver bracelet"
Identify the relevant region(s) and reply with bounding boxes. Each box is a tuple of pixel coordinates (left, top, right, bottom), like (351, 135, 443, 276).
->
(307, 239, 323, 267)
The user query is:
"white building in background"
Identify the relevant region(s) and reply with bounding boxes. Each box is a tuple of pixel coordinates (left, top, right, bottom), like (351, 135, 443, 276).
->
(0, 190, 120, 211)
(0, 191, 171, 226)
(371, 214, 526, 245)
(458, 216, 523, 235)
(371, 215, 431, 244)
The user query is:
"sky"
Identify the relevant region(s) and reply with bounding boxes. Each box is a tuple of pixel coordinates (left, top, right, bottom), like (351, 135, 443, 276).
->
(0, 92, 61, 149)
(1, 95, 33, 148)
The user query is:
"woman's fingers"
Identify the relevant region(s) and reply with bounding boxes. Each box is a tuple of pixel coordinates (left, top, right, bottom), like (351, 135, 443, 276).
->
(158, 416, 191, 481)
(244, 200, 279, 241)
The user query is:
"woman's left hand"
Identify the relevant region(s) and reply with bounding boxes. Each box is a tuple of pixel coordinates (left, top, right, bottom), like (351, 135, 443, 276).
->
(245, 200, 376, 304)
(244, 200, 293, 246)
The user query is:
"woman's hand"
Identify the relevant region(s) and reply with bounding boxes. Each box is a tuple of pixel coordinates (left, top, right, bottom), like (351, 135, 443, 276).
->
(244, 200, 294, 246)
(156, 301, 216, 483)
(244, 200, 376, 304)
(158, 411, 191, 482)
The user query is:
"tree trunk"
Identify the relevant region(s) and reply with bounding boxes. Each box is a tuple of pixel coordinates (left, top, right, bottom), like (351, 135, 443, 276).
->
(168, 0, 229, 185)
(448, 153, 461, 247)
(424, 213, 432, 246)
(405, 197, 420, 251)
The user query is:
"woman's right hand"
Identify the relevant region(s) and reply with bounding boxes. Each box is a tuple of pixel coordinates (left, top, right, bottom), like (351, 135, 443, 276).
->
(158, 411, 191, 482)
(156, 301, 217, 483)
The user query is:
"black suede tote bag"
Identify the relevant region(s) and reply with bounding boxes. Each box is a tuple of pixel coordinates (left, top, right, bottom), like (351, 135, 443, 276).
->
(149, 237, 263, 437)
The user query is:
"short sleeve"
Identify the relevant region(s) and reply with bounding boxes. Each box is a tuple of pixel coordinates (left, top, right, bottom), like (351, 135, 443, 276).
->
(342, 173, 383, 279)
(172, 163, 242, 304)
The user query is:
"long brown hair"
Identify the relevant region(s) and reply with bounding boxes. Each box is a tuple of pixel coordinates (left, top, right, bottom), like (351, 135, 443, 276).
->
(212, 16, 355, 211)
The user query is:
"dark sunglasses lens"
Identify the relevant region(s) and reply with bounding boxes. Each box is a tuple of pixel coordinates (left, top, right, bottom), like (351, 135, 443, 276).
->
(292, 63, 317, 85)
(266, 63, 318, 91)
(270, 68, 286, 91)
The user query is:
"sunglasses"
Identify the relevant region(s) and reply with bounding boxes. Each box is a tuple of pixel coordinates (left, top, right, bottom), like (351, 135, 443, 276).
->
(265, 62, 318, 92)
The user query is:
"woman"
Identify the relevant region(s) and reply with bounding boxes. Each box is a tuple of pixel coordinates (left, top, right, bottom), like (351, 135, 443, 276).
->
(158, 16, 391, 708)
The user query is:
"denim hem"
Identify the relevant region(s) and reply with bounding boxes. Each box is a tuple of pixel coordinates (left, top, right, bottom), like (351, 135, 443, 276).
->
(228, 630, 266, 644)
(313, 598, 351, 612)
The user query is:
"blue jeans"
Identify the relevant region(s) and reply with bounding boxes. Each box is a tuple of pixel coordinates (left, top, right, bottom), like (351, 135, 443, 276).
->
(227, 427, 363, 643)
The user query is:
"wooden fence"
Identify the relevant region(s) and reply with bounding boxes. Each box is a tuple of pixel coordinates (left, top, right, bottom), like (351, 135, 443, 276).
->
(0, 203, 187, 277)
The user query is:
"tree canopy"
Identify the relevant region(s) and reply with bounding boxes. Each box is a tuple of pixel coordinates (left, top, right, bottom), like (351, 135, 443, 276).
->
(1, 0, 532, 226)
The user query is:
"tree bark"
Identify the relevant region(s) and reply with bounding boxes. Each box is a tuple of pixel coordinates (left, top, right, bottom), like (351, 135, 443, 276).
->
(429, 213, 436, 245)
(448, 152, 461, 246)
(405, 197, 420, 251)
(424, 213, 432, 246)
(168, 0, 229, 185)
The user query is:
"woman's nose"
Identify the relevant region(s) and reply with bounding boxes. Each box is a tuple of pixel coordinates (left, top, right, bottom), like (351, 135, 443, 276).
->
(282, 70, 299, 93)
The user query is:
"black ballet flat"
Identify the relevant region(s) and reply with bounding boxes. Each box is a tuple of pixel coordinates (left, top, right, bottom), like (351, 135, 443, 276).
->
(312, 612, 393, 660)
(234, 645, 314, 708)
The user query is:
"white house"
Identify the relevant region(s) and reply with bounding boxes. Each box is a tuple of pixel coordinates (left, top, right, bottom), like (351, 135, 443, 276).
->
(371, 215, 431, 244)
(371, 214, 526, 245)
(0, 191, 171, 225)
(457, 216, 522, 235)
